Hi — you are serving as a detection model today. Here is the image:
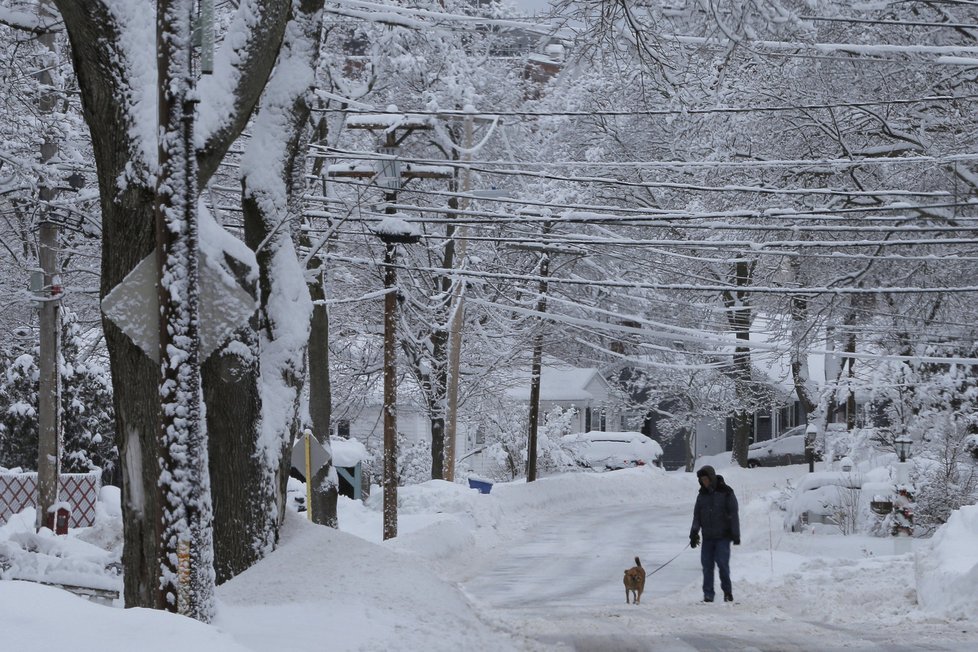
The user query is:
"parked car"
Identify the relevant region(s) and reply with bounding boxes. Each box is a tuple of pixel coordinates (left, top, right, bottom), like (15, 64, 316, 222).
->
(561, 431, 663, 470)
(784, 470, 865, 532)
(748, 425, 819, 468)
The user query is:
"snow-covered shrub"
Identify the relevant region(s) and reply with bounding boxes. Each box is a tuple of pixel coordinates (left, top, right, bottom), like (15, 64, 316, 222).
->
(478, 402, 529, 481)
(535, 406, 579, 474)
(826, 481, 861, 535)
(60, 314, 116, 477)
(359, 432, 431, 487)
(965, 434, 978, 460)
(0, 314, 116, 477)
(398, 437, 432, 486)
(912, 419, 978, 536)
(823, 423, 853, 464)
(0, 353, 38, 471)
(473, 404, 579, 481)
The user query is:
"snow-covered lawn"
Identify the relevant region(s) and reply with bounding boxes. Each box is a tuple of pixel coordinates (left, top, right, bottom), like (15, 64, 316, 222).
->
(2, 460, 977, 651)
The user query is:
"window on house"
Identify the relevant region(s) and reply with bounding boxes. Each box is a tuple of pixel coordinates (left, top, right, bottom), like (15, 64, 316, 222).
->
(585, 407, 592, 432)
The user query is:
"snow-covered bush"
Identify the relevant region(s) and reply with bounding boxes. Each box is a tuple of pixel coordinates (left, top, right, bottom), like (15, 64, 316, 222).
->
(535, 406, 579, 474)
(359, 432, 431, 487)
(0, 353, 38, 471)
(398, 437, 432, 486)
(60, 314, 116, 477)
(475, 404, 579, 481)
(912, 418, 978, 536)
(0, 314, 116, 477)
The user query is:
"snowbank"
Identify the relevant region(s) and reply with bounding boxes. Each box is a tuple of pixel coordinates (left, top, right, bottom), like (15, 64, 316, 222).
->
(915, 504, 978, 619)
(1, 581, 246, 652)
(214, 510, 541, 651)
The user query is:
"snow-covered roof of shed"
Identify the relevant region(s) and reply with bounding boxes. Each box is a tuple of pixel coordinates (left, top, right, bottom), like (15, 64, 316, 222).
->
(332, 437, 371, 467)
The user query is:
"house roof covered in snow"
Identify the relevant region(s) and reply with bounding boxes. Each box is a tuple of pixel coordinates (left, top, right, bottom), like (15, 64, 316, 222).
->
(503, 359, 615, 403)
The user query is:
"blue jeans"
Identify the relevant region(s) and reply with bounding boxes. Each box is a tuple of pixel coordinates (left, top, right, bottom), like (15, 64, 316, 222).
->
(700, 537, 731, 600)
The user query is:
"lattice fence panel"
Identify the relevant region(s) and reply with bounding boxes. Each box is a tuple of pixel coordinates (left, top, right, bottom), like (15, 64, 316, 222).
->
(0, 472, 101, 528)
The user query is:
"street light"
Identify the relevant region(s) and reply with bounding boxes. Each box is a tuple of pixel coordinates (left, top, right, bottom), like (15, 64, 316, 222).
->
(892, 434, 914, 552)
(894, 435, 912, 463)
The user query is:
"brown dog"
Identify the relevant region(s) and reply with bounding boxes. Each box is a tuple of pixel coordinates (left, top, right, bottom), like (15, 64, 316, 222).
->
(623, 556, 646, 605)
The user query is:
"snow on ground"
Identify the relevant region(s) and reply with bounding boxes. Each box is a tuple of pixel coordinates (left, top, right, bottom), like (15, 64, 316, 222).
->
(1, 459, 978, 651)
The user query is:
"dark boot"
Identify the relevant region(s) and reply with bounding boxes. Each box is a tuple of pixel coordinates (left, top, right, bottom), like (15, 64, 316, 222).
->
(724, 593, 733, 602)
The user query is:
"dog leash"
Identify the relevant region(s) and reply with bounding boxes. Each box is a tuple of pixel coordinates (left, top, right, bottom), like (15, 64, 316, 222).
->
(645, 543, 691, 577)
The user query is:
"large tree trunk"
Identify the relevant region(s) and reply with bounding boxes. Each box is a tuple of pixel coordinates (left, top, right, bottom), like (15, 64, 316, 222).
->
(240, 0, 324, 532)
(56, 4, 162, 603)
(202, 324, 273, 582)
(307, 263, 338, 527)
(304, 115, 338, 526)
(723, 260, 755, 467)
(788, 256, 827, 472)
(53, 0, 291, 607)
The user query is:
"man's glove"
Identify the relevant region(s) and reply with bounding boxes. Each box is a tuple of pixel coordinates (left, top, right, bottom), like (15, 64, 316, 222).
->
(733, 538, 740, 546)
(690, 533, 700, 549)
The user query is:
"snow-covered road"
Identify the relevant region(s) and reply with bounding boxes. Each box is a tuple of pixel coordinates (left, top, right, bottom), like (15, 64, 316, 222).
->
(463, 504, 698, 609)
(460, 500, 976, 651)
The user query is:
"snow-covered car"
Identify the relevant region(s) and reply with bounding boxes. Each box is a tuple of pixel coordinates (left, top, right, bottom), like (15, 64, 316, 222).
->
(784, 470, 865, 532)
(748, 425, 817, 468)
(561, 431, 663, 470)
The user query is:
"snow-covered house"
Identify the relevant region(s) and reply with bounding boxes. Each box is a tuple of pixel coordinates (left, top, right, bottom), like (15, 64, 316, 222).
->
(639, 324, 881, 469)
(743, 328, 879, 444)
(333, 358, 625, 477)
(498, 362, 625, 436)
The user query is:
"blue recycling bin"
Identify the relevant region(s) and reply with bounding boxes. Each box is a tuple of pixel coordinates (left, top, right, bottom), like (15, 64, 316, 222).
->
(468, 478, 493, 494)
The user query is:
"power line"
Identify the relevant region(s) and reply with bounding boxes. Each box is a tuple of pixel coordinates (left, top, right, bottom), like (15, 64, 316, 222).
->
(309, 93, 978, 119)
(311, 224, 978, 262)
(798, 14, 978, 30)
(467, 296, 978, 366)
(317, 152, 963, 199)
(310, 189, 978, 224)
(314, 177, 976, 223)
(324, 252, 978, 294)
(323, 206, 978, 235)
(315, 146, 978, 171)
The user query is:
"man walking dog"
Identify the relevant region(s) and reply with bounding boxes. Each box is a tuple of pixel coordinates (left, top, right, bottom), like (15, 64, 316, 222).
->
(689, 465, 740, 603)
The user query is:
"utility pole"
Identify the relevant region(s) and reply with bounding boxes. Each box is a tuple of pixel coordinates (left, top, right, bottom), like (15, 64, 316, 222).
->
(525, 247, 550, 483)
(36, 228, 61, 528)
(329, 111, 443, 539)
(510, 221, 577, 483)
(442, 108, 474, 483)
(35, 0, 61, 532)
(381, 233, 400, 540)
(380, 130, 402, 541)
(376, 142, 422, 541)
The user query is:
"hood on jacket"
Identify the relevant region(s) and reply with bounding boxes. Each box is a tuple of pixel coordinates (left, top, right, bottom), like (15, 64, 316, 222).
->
(696, 465, 717, 489)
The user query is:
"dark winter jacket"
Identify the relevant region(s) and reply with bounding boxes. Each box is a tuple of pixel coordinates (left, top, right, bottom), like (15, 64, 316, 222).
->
(690, 465, 740, 542)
